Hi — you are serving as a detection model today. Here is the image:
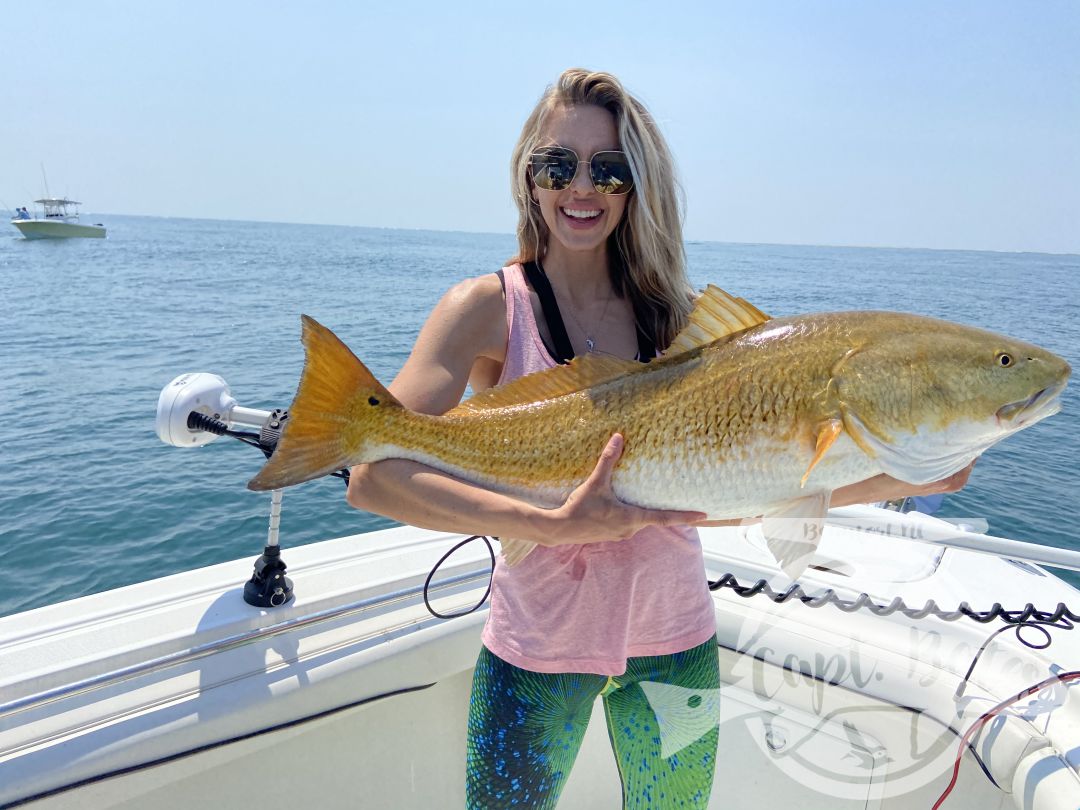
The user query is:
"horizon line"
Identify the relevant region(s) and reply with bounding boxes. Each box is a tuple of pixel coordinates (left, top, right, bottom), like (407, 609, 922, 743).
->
(23, 210, 1080, 259)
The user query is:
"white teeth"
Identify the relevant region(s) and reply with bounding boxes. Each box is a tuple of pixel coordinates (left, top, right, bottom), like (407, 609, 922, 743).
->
(562, 208, 601, 219)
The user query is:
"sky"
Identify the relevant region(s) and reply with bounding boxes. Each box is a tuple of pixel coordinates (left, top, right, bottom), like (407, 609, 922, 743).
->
(2, 1, 1077, 253)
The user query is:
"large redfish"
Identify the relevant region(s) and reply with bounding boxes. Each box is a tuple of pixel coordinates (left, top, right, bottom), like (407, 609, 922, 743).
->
(248, 287, 1069, 577)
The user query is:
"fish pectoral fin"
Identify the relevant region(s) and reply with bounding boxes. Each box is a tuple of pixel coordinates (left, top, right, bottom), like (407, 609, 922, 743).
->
(664, 285, 772, 356)
(498, 537, 538, 566)
(800, 419, 844, 488)
(762, 491, 832, 580)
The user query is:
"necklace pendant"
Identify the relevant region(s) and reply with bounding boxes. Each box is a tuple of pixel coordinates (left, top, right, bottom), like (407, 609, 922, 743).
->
(585, 336, 596, 352)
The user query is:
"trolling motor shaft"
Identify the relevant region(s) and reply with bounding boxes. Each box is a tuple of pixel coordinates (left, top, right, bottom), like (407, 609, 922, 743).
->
(241, 409, 294, 604)
(245, 412, 295, 607)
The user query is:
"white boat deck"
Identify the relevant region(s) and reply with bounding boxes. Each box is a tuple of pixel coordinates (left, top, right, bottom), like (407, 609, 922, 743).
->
(2, 512, 1079, 809)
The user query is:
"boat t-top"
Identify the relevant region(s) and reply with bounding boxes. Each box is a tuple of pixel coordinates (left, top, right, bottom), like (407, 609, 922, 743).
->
(10, 198, 106, 239)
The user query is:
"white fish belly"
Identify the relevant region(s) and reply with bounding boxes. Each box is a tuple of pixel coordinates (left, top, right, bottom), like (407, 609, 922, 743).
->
(613, 432, 882, 518)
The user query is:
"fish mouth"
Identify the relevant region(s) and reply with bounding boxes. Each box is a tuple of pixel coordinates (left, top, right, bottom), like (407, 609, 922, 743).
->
(997, 380, 1067, 426)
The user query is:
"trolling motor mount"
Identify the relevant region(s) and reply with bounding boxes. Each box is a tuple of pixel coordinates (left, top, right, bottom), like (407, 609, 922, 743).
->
(257, 408, 289, 457)
(244, 543, 294, 608)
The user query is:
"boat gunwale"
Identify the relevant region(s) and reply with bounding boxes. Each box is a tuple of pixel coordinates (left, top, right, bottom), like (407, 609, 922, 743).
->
(0, 566, 491, 722)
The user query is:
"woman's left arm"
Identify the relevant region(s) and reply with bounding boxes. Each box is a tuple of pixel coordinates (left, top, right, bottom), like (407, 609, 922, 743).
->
(829, 459, 976, 508)
(693, 460, 976, 527)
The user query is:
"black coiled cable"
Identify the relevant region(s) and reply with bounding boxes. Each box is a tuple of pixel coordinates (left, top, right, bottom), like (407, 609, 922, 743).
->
(423, 535, 495, 619)
(707, 572, 1080, 626)
(418, 538, 1080, 626)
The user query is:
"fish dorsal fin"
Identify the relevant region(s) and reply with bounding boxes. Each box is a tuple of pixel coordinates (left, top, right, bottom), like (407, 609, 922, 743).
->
(665, 285, 772, 356)
(449, 353, 640, 414)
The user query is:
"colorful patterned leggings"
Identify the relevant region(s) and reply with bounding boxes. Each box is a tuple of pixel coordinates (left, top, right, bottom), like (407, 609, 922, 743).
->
(466, 637, 720, 809)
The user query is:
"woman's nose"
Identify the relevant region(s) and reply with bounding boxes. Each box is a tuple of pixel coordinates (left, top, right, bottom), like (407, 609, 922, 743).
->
(568, 162, 594, 193)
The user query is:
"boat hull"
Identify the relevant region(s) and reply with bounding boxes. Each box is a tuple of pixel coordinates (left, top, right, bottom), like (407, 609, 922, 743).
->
(12, 220, 106, 239)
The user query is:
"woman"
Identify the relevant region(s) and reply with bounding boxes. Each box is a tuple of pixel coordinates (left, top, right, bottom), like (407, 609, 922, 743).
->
(347, 68, 970, 809)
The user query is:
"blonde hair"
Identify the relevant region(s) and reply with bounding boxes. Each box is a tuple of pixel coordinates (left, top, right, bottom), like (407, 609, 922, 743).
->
(509, 68, 694, 350)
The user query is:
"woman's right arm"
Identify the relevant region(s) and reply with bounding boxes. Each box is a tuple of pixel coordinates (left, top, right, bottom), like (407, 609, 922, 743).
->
(345, 275, 703, 546)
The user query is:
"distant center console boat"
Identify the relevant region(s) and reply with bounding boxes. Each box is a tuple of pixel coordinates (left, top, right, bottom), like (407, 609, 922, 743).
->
(11, 198, 106, 239)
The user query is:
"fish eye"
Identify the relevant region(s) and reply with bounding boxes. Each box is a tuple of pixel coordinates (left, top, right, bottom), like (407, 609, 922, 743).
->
(996, 352, 1013, 367)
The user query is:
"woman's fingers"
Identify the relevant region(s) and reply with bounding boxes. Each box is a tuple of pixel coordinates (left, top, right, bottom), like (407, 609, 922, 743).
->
(584, 433, 624, 493)
(629, 505, 708, 528)
(551, 434, 704, 544)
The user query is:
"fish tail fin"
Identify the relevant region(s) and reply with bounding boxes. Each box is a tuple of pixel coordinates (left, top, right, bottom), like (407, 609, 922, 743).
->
(498, 537, 538, 566)
(248, 315, 399, 491)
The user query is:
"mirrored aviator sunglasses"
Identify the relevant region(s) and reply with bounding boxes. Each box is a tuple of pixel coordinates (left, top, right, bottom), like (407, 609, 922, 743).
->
(529, 147, 634, 195)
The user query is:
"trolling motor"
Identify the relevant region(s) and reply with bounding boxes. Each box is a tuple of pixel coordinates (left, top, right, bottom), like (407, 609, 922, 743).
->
(155, 373, 311, 608)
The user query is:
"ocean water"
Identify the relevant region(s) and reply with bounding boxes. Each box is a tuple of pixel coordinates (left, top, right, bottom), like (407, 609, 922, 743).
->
(1, 215, 1077, 618)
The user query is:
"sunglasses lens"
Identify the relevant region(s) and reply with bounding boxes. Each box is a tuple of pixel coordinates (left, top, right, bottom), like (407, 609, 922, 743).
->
(589, 152, 634, 195)
(530, 147, 578, 191)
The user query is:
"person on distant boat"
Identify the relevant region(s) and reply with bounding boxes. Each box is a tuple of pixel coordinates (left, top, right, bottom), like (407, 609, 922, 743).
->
(346, 68, 972, 809)
(14, 207, 29, 220)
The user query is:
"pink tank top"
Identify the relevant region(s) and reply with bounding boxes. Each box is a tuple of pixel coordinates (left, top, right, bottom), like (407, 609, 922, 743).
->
(480, 264, 717, 675)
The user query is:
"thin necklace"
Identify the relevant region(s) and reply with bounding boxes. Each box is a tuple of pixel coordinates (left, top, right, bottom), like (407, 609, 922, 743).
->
(540, 261, 613, 353)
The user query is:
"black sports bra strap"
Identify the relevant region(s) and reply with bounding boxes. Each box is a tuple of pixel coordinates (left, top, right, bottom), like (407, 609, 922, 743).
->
(636, 325, 656, 363)
(523, 261, 576, 364)
(522, 261, 656, 364)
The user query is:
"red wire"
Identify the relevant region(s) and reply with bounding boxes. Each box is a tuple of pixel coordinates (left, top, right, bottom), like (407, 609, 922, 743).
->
(932, 671, 1080, 810)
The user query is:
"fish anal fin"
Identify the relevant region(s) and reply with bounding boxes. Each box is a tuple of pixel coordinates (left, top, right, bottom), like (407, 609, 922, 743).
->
(762, 491, 831, 580)
(498, 537, 538, 566)
(449, 354, 639, 414)
(665, 285, 772, 356)
(801, 419, 844, 488)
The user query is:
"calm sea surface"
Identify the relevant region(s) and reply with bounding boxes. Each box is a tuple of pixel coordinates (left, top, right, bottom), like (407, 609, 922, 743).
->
(1, 215, 1077, 618)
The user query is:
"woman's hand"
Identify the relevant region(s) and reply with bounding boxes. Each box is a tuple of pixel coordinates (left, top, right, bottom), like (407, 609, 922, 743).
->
(539, 434, 706, 546)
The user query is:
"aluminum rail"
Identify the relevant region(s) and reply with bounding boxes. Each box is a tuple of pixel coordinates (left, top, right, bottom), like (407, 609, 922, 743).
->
(826, 506, 1080, 573)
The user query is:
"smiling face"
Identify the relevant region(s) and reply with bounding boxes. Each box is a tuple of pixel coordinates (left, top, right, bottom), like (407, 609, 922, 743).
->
(532, 103, 629, 261)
